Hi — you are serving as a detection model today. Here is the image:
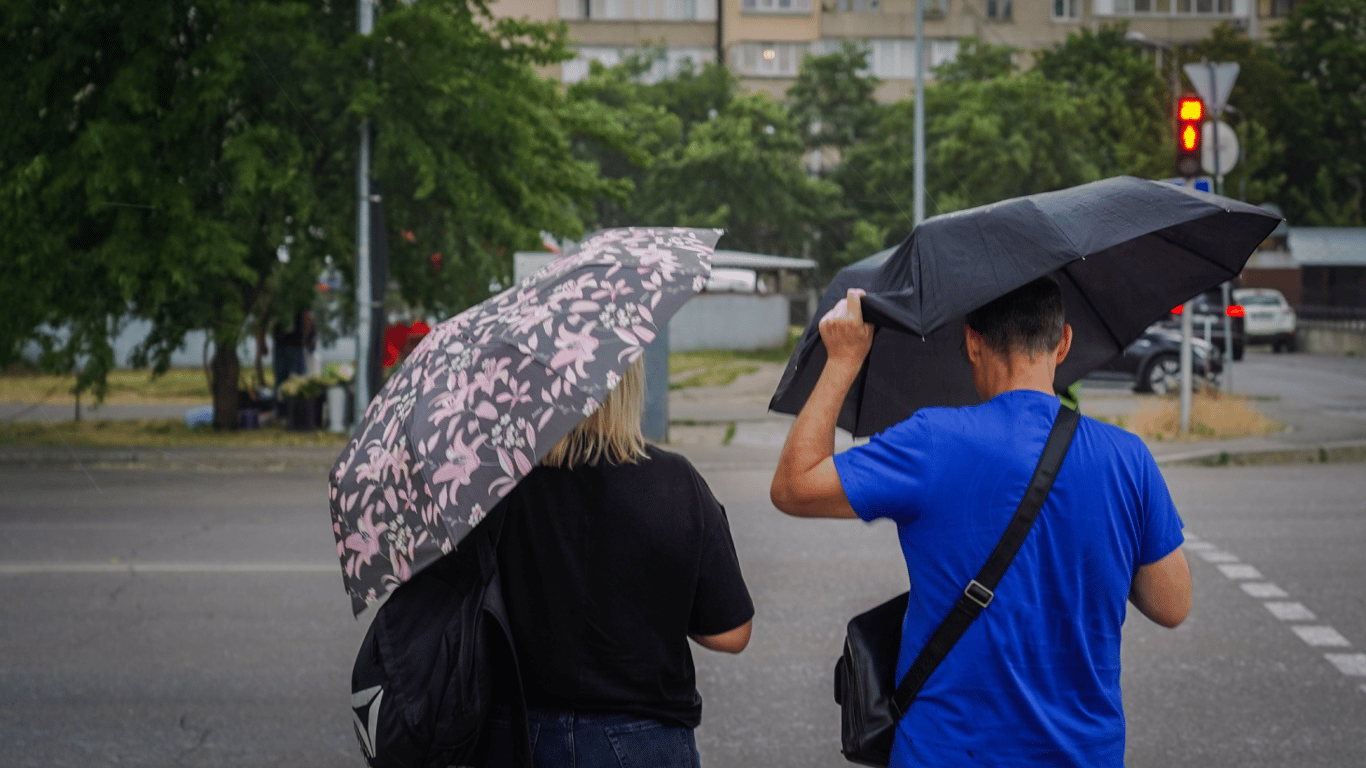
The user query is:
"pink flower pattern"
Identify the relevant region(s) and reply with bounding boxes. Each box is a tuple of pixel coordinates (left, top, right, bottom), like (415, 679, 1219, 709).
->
(329, 227, 722, 615)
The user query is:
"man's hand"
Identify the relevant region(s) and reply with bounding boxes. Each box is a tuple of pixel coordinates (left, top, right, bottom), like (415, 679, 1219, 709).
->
(820, 289, 875, 369)
(770, 289, 873, 520)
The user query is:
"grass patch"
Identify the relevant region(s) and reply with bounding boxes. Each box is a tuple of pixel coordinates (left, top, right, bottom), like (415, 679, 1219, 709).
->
(667, 327, 801, 391)
(0, 418, 347, 449)
(669, 363, 760, 390)
(0, 368, 214, 404)
(1127, 393, 1281, 442)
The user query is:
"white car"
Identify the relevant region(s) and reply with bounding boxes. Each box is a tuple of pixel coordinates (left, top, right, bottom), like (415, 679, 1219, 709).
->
(1232, 287, 1297, 352)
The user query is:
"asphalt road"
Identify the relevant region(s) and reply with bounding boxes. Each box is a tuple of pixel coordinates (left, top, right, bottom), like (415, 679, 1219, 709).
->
(1, 455, 1364, 767)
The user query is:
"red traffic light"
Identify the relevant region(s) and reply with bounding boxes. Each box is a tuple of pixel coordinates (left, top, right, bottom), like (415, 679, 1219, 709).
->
(1175, 96, 1204, 178)
(1178, 98, 1204, 122)
(1226, 304, 1245, 318)
(1181, 124, 1200, 152)
(1171, 305, 1183, 315)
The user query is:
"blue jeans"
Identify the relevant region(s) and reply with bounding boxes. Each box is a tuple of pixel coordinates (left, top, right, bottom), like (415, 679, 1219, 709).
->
(486, 708, 701, 768)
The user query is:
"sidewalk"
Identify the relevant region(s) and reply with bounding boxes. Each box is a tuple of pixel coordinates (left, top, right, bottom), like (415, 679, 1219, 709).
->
(667, 361, 1366, 469)
(4, 360, 1365, 472)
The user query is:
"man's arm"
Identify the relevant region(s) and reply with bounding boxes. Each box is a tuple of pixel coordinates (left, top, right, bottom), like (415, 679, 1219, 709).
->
(691, 619, 753, 654)
(1129, 547, 1192, 628)
(770, 290, 874, 519)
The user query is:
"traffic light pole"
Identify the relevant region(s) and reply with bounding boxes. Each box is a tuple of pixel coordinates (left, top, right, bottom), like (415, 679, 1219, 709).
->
(912, 0, 925, 227)
(355, 0, 374, 423)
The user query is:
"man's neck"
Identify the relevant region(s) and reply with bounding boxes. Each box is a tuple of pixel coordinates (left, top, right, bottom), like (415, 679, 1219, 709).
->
(975, 352, 1057, 401)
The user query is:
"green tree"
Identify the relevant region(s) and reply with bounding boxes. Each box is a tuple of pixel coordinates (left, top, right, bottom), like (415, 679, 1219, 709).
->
(1, 0, 616, 427)
(787, 41, 883, 151)
(638, 92, 840, 256)
(837, 73, 1106, 242)
(1271, 0, 1366, 224)
(1033, 25, 1170, 179)
(933, 37, 1017, 83)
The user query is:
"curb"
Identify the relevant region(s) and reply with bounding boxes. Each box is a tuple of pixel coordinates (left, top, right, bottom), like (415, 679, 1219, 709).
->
(0, 447, 338, 474)
(1154, 439, 1366, 467)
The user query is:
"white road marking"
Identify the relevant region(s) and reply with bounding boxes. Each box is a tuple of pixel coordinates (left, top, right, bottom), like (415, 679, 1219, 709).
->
(1241, 582, 1289, 598)
(1291, 626, 1352, 648)
(1264, 602, 1316, 621)
(0, 562, 336, 574)
(1217, 564, 1263, 580)
(1190, 531, 1364, 688)
(1198, 550, 1241, 563)
(1323, 654, 1366, 677)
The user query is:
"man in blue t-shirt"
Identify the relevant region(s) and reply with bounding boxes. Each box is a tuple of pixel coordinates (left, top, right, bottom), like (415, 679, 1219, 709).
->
(771, 277, 1191, 766)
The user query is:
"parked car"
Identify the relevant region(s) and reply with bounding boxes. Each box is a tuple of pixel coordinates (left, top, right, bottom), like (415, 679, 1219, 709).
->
(1159, 290, 1246, 361)
(1232, 287, 1297, 352)
(1091, 325, 1224, 395)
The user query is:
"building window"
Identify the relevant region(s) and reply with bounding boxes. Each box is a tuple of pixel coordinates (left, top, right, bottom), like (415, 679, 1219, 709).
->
(986, 0, 1012, 20)
(731, 42, 807, 77)
(560, 0, 713, 20)
(1053, 0, 1079, 18)
(1269, 0, 1298, 16)
(1101, 0, 1235, 14)
(833, 0, 881, 10)
(562, 46, 715, 84)
(742, 0, 814, 14)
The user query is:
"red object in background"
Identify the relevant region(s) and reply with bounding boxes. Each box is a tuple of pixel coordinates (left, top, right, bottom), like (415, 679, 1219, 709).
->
(430, 252, 443, 270)
(1226, 304, 1245, 318)
(1171, 305, 1184, 315)
(382, 321, 433, 368)
(383, 323, 410, 367)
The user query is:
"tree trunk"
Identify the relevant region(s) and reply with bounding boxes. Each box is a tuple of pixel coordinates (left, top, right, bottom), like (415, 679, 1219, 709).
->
(210, 340, 240, 431)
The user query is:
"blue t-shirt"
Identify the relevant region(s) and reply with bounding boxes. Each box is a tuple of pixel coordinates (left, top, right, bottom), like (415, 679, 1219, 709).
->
(833, 390, 1184, 767)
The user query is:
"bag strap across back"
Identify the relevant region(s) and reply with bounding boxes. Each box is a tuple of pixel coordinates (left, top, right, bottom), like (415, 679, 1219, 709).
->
(891, 404, 1080, 718)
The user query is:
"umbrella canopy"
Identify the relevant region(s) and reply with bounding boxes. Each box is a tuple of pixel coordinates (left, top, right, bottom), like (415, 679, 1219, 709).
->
(770, 176, 1282, 437)
(330, 227, 722, 615)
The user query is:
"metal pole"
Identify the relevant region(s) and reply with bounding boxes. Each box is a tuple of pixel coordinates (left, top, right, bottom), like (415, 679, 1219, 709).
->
(642, 326, 670, 443)
(1209, 61, 1223, 197)
(355, 0, 375, 418)
(912, 0, 925, 227)
(1180, 300, 1193, 435)
(1222, 281, 1234, 392)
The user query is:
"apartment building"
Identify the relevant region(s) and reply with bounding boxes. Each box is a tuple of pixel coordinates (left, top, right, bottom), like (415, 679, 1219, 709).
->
(492, 0, 1298, 101)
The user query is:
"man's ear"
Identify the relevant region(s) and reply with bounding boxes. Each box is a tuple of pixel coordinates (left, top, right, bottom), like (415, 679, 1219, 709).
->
(1055, 323, 1073, 365)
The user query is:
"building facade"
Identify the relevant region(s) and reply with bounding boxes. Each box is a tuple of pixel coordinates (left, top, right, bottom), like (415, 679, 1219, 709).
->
(493, 0, 1299, 101)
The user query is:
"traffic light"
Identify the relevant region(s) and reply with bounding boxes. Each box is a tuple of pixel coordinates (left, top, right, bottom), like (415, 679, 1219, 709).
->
(1176, 96, 1204, 178)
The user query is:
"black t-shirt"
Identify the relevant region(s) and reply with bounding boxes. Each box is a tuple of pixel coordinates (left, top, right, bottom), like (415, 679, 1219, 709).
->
(495, 445, 754, 729)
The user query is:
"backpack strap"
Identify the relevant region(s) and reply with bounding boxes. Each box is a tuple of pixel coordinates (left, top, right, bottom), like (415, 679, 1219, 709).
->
(891, 404, 1080, 717)
(477, 505, 534, 768)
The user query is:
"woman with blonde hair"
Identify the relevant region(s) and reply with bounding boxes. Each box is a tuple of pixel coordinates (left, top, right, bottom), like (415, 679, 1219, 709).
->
(486, 357, 754, 768)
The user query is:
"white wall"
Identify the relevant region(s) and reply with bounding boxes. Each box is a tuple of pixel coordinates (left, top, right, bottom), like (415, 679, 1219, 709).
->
(668, 293, 790, 352)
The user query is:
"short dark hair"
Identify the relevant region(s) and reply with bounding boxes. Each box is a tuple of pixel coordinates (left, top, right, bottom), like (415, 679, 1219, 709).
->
(965, 276, 1065, 358)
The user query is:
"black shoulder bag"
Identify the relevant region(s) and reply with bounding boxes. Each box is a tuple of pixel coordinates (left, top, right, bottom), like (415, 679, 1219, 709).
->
(833, 405, 1079, 766)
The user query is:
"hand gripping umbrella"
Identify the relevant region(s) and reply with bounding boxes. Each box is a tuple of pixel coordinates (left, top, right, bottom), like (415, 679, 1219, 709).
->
(330, 227, 722, 615)
(770, 176, 1282, 437)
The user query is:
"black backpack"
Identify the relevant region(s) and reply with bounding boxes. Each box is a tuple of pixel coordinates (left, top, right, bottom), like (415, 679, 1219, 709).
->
(350, 503, 530, 768)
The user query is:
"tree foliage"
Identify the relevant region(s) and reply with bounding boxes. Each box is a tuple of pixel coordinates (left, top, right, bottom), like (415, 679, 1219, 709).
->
(1271, 0, 1366, 224)
(787, 41, 883, 150)
(1, 0, 617, 426)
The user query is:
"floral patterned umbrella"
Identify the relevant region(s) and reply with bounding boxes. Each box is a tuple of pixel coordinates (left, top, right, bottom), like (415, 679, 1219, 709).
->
(329, 227, 723, 615)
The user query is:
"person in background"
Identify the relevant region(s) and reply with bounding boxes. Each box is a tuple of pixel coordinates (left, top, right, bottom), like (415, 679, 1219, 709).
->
(770, 278, 1191, 767)
(486, 358, 754, 768)
(272, 309, 312, 416)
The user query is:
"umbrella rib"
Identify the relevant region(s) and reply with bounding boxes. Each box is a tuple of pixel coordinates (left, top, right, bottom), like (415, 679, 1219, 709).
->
(1146, 227, 1240, 276)
(1056, 265, 1125, 352)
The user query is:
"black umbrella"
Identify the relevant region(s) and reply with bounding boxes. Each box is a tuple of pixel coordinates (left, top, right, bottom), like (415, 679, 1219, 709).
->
(770, 176, 1282, 437)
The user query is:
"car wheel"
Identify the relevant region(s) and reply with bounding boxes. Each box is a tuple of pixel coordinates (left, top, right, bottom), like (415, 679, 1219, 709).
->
(1140, 354, 1180, 396)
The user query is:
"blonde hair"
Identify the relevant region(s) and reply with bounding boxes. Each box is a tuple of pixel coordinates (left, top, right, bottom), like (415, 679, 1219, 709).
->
(540, 357, 648, 468)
